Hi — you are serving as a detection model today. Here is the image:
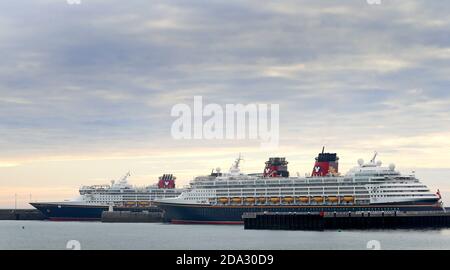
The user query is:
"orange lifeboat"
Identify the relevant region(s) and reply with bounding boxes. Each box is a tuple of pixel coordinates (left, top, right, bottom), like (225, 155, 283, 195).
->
(231, 197, 242, 203)
(297, 197, 309, 203)
(327, 197, 338, 203)
(257, 197, 267, 203)
(312, 196, 324, 203)
(270, 197, 281, 203)
(283, 197, 294, 203)
(343, 196, 354, 202)
(218, 198, 229, 204)
(245, 197, 256, 203)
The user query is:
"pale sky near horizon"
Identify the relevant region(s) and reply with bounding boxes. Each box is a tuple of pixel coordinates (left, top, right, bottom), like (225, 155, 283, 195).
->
(1, 0, 449, 208)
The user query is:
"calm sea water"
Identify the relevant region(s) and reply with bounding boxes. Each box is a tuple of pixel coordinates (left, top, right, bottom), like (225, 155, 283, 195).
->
(1, 220, 450, 250)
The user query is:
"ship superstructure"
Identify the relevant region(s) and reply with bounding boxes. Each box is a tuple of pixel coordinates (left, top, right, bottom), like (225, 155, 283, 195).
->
(78, 172, 179, 207)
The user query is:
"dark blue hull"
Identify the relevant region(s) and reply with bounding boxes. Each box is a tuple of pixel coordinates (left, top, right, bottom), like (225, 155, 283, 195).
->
(156, 200, 444, 224)
(30, 203, 161, 221)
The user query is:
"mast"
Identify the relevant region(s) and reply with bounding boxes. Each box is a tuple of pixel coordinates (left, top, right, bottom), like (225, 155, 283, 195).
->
(233, 153, 243, 169)
(229, 154, 243, 175)
(370, 151, 378, 163)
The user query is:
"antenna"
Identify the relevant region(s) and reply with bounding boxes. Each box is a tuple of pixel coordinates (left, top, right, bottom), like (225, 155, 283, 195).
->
(322, 146, 325, 154)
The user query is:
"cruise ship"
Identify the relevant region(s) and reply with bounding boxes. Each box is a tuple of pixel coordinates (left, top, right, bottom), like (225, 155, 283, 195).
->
(155, 150, 444, 224)
(31, 173, 184, 221)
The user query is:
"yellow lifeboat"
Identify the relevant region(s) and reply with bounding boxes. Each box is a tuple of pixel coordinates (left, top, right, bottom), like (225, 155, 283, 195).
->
(343, 196, 354, 202)
(231, 197, 242, 203)
(257, 197, 267, 203)
(270, 197, 281, 203)
(283, 197, 294, 203)
(125, 201, 136, 207)
(312, 196, 324, 203)
(327, 197, 338, 203)
(218, 198, 229, 204)
(297, 197, 309, 203)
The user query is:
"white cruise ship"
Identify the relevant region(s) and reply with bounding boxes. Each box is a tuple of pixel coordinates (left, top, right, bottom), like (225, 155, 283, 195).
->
(31, 173, 184, 220)
(155, 151, 444, 224)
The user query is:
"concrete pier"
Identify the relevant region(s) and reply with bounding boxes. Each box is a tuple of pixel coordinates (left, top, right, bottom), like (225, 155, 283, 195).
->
(101, 211, 163, 223)
(0, 209, 45, 220)
(243, 211, 450, 230)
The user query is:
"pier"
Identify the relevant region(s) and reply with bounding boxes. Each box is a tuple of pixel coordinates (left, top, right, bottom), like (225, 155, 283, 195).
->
(101, 211, 163, 223)
(243, 211, 450, 230)
(0, 209, 45, 220)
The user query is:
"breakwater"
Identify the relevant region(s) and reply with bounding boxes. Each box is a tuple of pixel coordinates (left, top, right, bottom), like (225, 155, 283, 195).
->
(0, 209, 45, 220)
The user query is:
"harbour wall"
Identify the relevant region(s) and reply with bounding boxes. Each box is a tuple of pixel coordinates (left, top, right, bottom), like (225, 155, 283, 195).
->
(243, 211, 450, 230)
(0, 209, 45, 220)
(101, 211, 163, 223)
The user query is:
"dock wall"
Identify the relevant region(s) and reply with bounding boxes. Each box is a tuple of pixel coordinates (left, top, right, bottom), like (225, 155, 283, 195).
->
(243, 211, 450, 230)
(101, 211, 163, 223)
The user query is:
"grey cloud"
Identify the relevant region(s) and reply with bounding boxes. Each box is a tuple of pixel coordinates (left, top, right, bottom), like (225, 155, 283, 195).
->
(0, 0, 449, 158)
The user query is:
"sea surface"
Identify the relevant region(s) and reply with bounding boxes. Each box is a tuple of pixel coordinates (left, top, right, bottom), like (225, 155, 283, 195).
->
(1, 220, 450, 250)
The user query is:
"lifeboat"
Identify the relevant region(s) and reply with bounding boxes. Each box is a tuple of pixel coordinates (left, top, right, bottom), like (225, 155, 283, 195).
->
(312, 196, 324, 203)
(245, 197, 256, 203)
(257, 197, 267, 203)
(231, 197, 242, 203)
(270, 197, 281, 203)
(297, 197, 309, 203)
(283, 197, 294, 203)
(327, 197, 338, 203)
(343, 196, 354, 202)
(125, 201, 136, 207)
(218, 198, 229, 204)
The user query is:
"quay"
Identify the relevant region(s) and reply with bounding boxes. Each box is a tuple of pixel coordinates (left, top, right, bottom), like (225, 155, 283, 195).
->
(101, 211, 163, 223)
(243, 210, 450, 230)
(0, 209, 45, 220)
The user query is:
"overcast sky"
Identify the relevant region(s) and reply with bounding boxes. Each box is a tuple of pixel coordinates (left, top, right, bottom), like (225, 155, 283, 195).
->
(0, 0, 449, 207)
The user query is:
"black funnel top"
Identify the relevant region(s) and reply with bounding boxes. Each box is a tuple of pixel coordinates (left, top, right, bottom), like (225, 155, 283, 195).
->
(316, 153, 339, 162)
